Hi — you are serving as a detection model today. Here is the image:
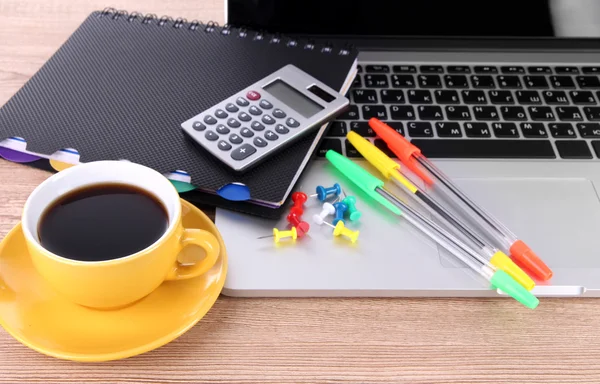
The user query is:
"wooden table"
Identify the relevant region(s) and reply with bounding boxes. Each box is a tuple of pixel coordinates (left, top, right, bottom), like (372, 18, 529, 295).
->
(1, 1, 600, 382)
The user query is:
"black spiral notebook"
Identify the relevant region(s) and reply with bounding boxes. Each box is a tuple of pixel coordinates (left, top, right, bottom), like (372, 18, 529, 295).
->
(0, 8, 357, 218)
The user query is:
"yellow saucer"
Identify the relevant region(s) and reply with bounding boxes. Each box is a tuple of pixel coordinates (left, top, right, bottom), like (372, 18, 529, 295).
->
(0, 199, 227, 362)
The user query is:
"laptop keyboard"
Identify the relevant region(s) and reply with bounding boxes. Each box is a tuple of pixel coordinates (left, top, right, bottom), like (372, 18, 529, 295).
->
(317, 63, 600, 160)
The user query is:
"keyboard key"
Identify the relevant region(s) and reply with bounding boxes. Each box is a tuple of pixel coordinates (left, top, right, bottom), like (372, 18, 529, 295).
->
(520, 123, 548, 138)
(316, 138, 342, 157)
(352, 76, 362, 88)
(408, 90, 433, 104)
(418, 75, 442, 88)
(550, 76, 575, 88)
(352, 89, 378, 103)
(393, 65, 417, 73)
(365, 74, 389, 88)
(570, 91, 596, 105)
(231, 143, 257, 160)
(227, 118, 241, 128)
(435, 122, 462, 137)
(418, 106, 444, 120)
(555, 140, 592, 159)
(577, 76, 600, 88)
(582, 67, 600, 74)
(380, 90, 405, 103)
(384, 122, 405, 135)
(275, 124, 289, 134)
(543, 90, 569, 105)
(357, 65, 363, 73)
(362, 105, 387, 119)
(253, 137, 267, 147)
(491, 122, 519, 137)
(350, 121, 375, 136)
(489, 90, 514, 104)
(391, 75, 416, 88)
(528, 66, 551, 74)
(326, 121, 346, 136)
(204, 115, 217, 125)
(373, 139, 395, 157)
(444, 75, 469, 88)
(555, 66, 579, 74)
(238, 112, 252, 122)
(501, 106, 527, 120)
(446, 106, 471, 120)
(240, 127, 254, 138)
(420, 65, 443, 73)
(390, 105, 416, 120)
(285, 117, 300, 128)
(516, 90, 542, 104)
(345, 139, 361, 157)
(192, 121, 206, 131)
(474, 66, 498, 73)
(556, 106, 583, 121)
(251, 121, 265, 131)
(498, 76, 522, 88)
(215, 109, 228, 119)
(411, 139, 555, 159)
(470, 75, 495, 88)
(528, 106, 555, 121)
(584, 107, 600, 120)
(549, 123, 576, 138)
(216, 124, 230, 134)
(338, 105, 359, 120)
(407, 122, 433, 137)
(473, 106, 499, 120)
(264, 130, 278, 141)
(592, 141, 600, 157)
(225, 103, 239, 112)
(248, 106, 262, 116)
(501, 66, 525, 74)
(229, 133, 243, 144)
(366, 65, 389, 73)
(461, 90, 487, 104)
(577, 123, 600, 138)
(218, 140, 232, 151)
(464, 122, 491, 137)
(435, 90, 460, 104)
(259, 100, 273, 109)
(524, 76, 549, 88)
(205, 131, 218, 141)
(447, 66, 471, 73)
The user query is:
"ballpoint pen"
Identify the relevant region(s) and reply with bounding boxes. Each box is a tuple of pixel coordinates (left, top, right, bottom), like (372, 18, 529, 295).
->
(324, 149, 539, 309)
(346, 130, 535, 290)
(368, 118, 553, 281)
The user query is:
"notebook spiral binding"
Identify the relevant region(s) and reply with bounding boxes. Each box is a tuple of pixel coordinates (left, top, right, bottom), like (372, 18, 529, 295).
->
(98, 8, 354, 56)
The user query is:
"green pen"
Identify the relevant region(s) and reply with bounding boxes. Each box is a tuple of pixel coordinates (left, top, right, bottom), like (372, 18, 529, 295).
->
(325, 149, 539, 309)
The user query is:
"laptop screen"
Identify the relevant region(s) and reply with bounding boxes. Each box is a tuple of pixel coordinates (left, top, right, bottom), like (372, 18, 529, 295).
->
(226, 0, 600, 38)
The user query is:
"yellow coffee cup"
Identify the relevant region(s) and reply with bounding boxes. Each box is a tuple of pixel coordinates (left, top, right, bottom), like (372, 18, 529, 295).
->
(21, 160, 220, 309)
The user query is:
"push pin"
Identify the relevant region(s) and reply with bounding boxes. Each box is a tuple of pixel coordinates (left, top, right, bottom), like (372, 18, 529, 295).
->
(332, 201, 348, 225)
(312, 202, 336, 225)
(321, 221, 360, 243)
(257, 227, 298, 243)
(286, 211, 310, 238)
(309, 183, 342, 202)
(290, 191, 307, 216)
(342, 196, 361, 221)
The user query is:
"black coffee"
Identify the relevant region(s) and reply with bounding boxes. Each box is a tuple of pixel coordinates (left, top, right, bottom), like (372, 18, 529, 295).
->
(38, 183, 169, 262)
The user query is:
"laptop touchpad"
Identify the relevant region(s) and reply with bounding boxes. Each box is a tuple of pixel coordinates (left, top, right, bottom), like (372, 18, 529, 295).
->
(438, 178, 600, 268)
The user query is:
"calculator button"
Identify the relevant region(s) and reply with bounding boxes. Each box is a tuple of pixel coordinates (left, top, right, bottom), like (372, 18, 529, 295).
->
(285, 117, 300, 128)
(251, 121, 265, 131)
(215, 109, 228, 119)
(236, 97, 249, 107)
(262, 115, 276, 125)
(264, 130, 279, 141)
(246, 90, 261, 101)
(227, 118, 241, 128)
(259, 100, 273, 109)
(205, 131, 218, 141)
(254, 137, 268, 147)
(229, 133, 243, 144)
(249, 106, 262, 115)
(217, 140, 231, 151)
(216, 124, 230, 134)
(275, 124, 289, 134)
(225, 103, 239, 112)
(231, 144, 257, 160)
(273, 109, 287, 118)
(203, 115, 217, 125)
(240, 128, 254, 137)
(192, 121, 206, 131)
(238, 112, 251, 122)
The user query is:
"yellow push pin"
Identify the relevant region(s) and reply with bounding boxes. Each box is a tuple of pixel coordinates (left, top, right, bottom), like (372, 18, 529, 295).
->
(321, 220, 359, 243)
(257, 227, 298, 243)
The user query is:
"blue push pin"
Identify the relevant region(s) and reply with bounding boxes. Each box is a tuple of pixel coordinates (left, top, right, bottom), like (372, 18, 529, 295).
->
(332, 202, 348, 225)
(310, 183, 342, 202)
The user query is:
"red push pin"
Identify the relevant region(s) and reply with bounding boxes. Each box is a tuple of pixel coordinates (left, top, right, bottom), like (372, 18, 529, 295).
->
(290, 191, 307, 216)
(286, 211, 310, 238)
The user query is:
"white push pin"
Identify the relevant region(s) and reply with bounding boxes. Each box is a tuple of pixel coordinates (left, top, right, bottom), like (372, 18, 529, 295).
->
(312, 202, 336, 225)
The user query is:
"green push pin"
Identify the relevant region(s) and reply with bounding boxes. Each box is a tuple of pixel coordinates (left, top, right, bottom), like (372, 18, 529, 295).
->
(342, 196, 361, 221)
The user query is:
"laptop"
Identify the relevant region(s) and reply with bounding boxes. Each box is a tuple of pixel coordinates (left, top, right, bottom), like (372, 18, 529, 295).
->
(216, 0, 600, 298)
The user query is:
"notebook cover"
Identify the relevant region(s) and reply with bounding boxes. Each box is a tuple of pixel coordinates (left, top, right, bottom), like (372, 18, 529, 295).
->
(0, 9, 357, 211)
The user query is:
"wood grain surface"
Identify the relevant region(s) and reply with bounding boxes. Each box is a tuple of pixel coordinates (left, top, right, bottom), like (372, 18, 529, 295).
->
(1, 1, 600, 383)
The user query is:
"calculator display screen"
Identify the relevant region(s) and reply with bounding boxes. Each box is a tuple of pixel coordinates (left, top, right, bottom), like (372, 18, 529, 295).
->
(263, 80, 323, 118)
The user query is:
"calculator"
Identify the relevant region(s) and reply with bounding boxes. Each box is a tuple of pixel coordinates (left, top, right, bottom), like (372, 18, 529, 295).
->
(181, 65, 349, 172)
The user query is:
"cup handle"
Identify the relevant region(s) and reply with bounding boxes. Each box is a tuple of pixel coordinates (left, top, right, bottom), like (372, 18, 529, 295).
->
(165, 228, 220, 281)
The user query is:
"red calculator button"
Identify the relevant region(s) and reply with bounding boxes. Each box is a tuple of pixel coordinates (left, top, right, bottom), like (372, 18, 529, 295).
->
(246, 90, 261, 100)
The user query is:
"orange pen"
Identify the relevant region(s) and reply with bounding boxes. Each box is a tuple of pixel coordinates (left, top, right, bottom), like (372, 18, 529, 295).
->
(369, 117, 553, 281)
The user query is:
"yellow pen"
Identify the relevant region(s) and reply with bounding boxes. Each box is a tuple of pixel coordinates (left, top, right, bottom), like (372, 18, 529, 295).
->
(347, 130, 535, 291)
